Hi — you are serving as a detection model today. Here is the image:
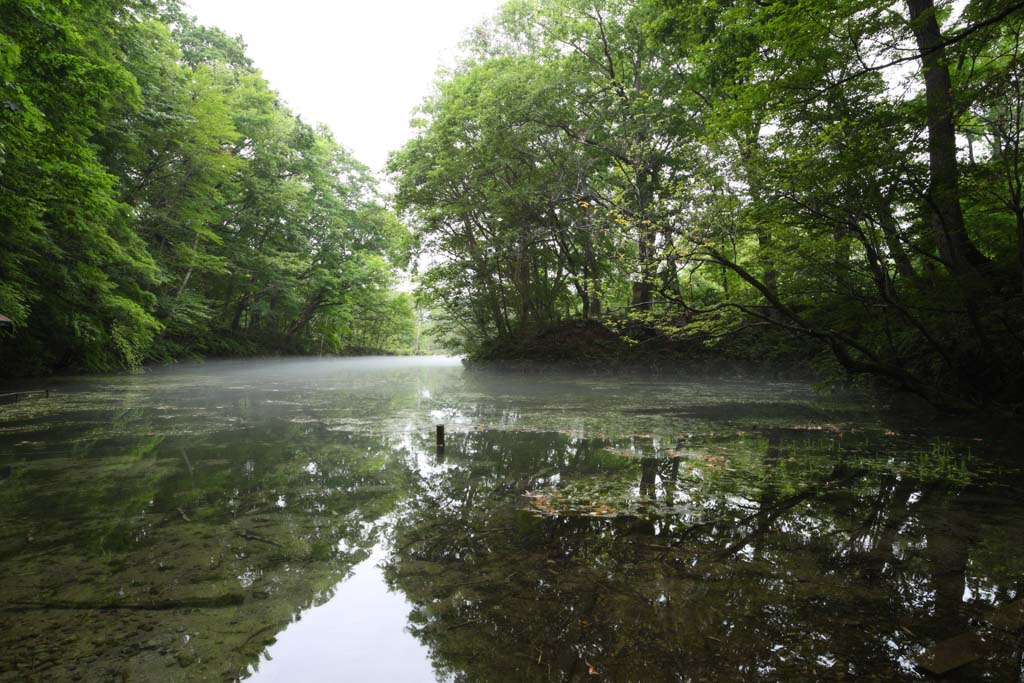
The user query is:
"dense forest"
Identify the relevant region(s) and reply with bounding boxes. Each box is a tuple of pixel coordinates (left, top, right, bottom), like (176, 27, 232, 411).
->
(391, 0, 1024, 411)
(0, 0, 415, 375)
(4, 0, 1024, 412)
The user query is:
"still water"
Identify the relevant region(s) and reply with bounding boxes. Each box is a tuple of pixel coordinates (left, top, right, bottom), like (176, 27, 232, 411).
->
(0, 357, 1021, 682)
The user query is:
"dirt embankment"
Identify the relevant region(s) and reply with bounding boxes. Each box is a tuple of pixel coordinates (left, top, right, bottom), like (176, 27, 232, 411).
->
(466, 319, 823, 378)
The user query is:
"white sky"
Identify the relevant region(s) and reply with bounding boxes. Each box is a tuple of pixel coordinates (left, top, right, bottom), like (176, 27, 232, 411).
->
(184, 0, 507, 176)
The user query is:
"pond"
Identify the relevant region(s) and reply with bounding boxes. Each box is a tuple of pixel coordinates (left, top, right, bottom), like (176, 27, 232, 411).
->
(0, 357, 1021, 682)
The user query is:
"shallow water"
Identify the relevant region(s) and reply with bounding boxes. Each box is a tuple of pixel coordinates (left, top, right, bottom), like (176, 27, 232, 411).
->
(0, 357, 1021, 682)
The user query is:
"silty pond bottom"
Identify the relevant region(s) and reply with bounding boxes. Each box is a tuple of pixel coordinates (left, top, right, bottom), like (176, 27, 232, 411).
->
(0, 357, 1021, 682)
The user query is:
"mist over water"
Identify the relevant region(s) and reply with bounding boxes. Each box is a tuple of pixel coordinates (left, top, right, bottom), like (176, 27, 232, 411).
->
(0, 357, 1020, 682)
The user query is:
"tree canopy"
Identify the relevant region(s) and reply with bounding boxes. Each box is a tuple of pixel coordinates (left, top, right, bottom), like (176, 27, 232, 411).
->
(4, 0, 1024, 409)
(0, 0, 414, 374)
(391, 0, 1024, 409)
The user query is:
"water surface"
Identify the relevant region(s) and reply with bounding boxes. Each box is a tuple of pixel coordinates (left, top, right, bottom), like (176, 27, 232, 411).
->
(0, 357, 1020, 682)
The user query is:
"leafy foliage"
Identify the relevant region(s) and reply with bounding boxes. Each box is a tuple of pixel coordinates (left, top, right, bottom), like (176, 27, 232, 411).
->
(392, 0, 1024, 408)
(0, 0, 413, 374)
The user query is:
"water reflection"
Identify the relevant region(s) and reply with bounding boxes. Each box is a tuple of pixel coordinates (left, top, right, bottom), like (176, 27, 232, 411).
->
(0, 358, 1019, 682)
(246, 547, 437, 682)
(385, 430, 1024, 682)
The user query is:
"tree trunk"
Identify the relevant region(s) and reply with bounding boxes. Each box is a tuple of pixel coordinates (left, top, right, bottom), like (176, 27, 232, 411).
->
(873, 186, 916, 281)
(573, 279, 591, 319)
(582, 212, 601, 318)
(1017, 208, 1024, 294)
(743, 129, 778, 298)
(630, 165, 658, 310)
(174, 234, 201, 300)
(514, 238, 531, 326)
(631, 227, 655, 309)
(231, 299, 246, 332)
(285, 291, 326, 346)
(661, 227, 683, 300)
(463, 215, 509, 336)
(907, 0, 990, 275)
(922, 491, 972, 638)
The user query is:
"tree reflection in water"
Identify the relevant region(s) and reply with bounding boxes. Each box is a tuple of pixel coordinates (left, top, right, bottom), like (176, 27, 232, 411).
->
(0, 419, 417, 682)
(384, 429, 1024, 682)
(1, 362, 1021, 682)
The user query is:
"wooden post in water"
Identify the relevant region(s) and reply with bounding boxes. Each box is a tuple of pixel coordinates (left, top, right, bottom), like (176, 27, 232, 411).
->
(436, 425, 445, 448)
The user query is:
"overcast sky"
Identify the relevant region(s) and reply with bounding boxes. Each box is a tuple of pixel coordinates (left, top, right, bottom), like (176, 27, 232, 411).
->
(184, 0, 507, 175)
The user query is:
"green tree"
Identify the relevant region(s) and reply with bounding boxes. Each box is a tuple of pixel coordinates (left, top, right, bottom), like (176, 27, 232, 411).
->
(0, 0, 161, 372)
(0, 1, 415, 374)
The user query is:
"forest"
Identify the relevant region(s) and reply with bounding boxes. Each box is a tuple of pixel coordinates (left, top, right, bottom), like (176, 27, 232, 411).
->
(390, 0, 1024, 411)
(0, 0, 416, 375)
(4, 0, 1024, 412)
(2, 3, 1024, 680)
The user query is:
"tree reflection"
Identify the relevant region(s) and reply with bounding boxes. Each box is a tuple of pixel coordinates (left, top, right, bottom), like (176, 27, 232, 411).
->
(0, 417, 417, 682)
(2, 371, 1021, 682)
(384, 429, 1024, 682)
